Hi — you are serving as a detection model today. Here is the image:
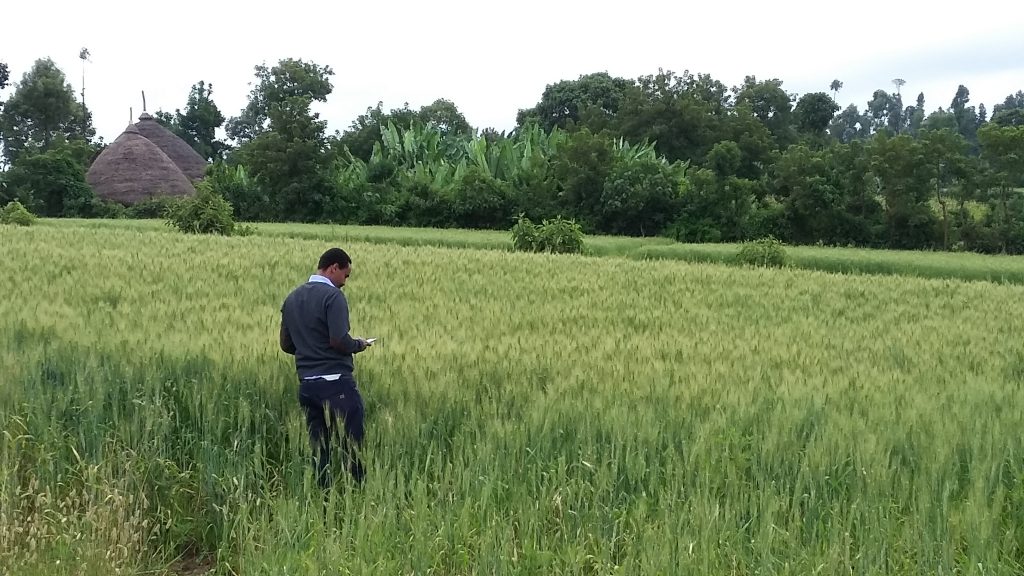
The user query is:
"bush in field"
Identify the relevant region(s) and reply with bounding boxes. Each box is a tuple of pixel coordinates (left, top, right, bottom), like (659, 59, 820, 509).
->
(736, 235, 790, 268)
(164, 183, 253, 236)
(511, 214, 540, 252)
(511, 214, 584, 254)
(1, 200, 36, 226)
(126, 197, 178, 219)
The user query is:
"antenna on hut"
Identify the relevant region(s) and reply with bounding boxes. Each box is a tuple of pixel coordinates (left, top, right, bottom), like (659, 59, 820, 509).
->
(141, 90, 147, 113)
(130, 107, 133, 123)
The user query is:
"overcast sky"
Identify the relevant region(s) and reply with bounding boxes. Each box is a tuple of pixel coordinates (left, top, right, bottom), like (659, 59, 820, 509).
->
(3, 0, 1022, 144)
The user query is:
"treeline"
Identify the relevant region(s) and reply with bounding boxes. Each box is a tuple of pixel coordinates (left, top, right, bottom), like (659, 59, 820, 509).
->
(2, 57, 1023, 253)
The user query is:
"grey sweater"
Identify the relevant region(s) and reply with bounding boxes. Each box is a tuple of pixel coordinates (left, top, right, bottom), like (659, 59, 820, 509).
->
(281, 281, 364, 379)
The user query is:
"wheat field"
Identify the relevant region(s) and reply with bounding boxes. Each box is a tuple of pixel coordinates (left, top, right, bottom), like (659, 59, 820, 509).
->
(2, 222, 1023, 575)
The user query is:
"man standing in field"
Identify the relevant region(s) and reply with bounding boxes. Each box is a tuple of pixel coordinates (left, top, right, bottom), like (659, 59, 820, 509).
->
(279, 247, 373, 488)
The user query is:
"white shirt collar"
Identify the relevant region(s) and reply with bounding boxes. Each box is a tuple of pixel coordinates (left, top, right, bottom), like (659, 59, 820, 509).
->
(308, 274, 335, 287)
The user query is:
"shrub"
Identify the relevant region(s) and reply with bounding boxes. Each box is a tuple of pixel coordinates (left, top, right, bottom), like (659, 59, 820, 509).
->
(1, 200, 37, 226)
(164, 184, 241, 236)
(511, 214, 540, 252)
(127, 197, 178, 219)
(736, 236, 790, 268)
(511, 214, 584, 254)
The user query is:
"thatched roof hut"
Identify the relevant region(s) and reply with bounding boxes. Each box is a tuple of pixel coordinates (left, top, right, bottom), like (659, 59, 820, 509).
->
(86, 124, 196, 205)
(133, 112, 208, 181)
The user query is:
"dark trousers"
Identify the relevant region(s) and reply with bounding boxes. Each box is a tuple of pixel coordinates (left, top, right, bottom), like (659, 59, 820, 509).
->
(298, 376, 365, 488)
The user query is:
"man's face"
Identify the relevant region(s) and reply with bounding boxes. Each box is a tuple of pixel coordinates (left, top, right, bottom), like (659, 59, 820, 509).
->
(328, 263, 352, 287)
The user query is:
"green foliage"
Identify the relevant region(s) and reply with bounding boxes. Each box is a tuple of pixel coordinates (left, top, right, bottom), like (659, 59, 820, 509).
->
(511, 214, 584, 254)
(599, 155, 684, 236)
(90, 199, 128, 220)
(549, 128, 615, 229)
(332, 102, 421, 162)
(3, 143, 96, 217)
(0, 57, 95, 165)
(794, 92, 840, 137)
(516, 71, 634, 132)
(0, 54, 990, 254)
(226, 58, 334, 144)
(235, 95, 334, 222)
(992, 91, 1024, 127)
(613, 69, 735, 166)
(1, 200, 36, 226)
(164, 183, 242, 235)
(153, 81, 228, 160)
(510, 214, 540, 252)
(125, 196, 180, 219)
(450, 166, 512, 229)
(735, 235, 790, 267)
(733, 76, 796, 147)
(671, 141, 760, 243)
(204, 162, 268, 222)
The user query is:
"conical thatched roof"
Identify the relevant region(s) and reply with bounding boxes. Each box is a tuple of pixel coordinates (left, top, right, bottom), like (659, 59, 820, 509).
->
(133, 112, 208, 181)
(86, 124, 196, 205)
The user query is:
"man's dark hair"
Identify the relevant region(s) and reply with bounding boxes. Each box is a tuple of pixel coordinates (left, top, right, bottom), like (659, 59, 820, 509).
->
(318, 248, 351, 270)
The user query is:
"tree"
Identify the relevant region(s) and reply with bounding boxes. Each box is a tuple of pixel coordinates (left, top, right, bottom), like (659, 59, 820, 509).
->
(866, 90, 893, 133)
(828, 140, 882, 245)
(770, 145, 842, 243)
(225, 58, 334, 144)
(3, 141, 97, 217)
(332, 102, 419, 162)
(721, 106, 775, 180)
(549, 128, 615, 230)
(155, 81, 228, 160)
(598, 156, 684, 236)
(673, 140, 758, 242)
(0, 61, 9, 111)
(238, 96, 333, 222)
(829, 104, 870, 143)
(794, 92, 840, 141)
(868, 133, 936, 248)
(732, 76, 795, 147)
(0, 60, 7, 138)
(516, 72, 634, 132)
(992, 91, 1024, 127)
(0, 58, 95, 165)
(331, 98, 470, 164)
(78, 48, 90, 119)
(919, 128, 968, 249)
(614, 69, 733, 165)
(888, 92, 906, 134)
(907, 92, 926, 135)
(417, 98, 473, 138)
(923, 108, 958, 132)
(977, 124, 1024, 252)
(950, 84, 979, 142)
(830, 79, 843, 101)
(228, 59, 336, 221)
